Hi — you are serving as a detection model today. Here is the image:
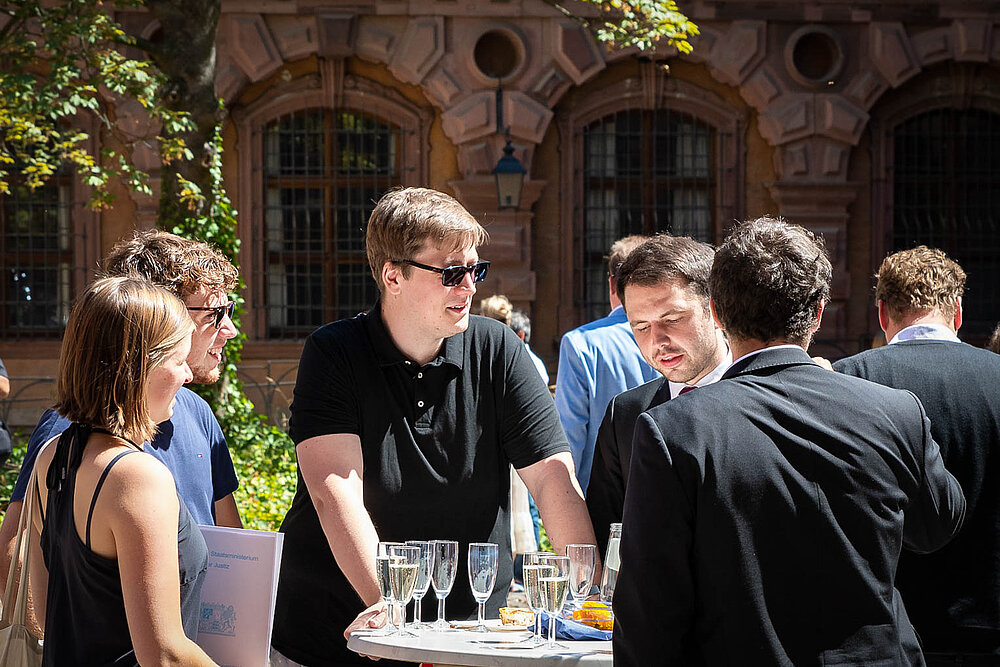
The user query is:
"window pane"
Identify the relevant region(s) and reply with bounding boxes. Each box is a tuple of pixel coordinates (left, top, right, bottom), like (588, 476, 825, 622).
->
(580, 108, 716, 322)
(1, 183, 74, 337)
(262, 108, 402, 338)
(893, 108, 1000, 337)
(265, 111, 325, 176)
(265, 187, 325, 253)
(336, 112, 398, 175)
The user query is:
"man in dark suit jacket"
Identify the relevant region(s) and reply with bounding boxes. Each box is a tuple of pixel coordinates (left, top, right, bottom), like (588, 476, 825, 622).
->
(835, 246, 1000, 659)
(586, 235, 730, 555)
(614, 218, 966, 666)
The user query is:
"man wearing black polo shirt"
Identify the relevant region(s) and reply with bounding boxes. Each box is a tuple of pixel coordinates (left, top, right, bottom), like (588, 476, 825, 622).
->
(271, 187, 598, 667)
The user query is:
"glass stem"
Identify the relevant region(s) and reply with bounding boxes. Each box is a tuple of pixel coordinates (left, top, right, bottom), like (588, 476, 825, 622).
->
(437, 596, 446, 623)
(535, 611, 542, 639)
(414, 596, 422, 624)
(477, 600, 486, 628)
(548, 613, 557, 647)
(397, 602, 405, 634)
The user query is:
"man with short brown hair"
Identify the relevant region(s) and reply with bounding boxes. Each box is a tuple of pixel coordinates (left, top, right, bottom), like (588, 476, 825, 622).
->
(554, 235, 659, 492)
(836, 245, 1000, 660)
(586, 234, 729, 554)
(272, 187, 597, 666)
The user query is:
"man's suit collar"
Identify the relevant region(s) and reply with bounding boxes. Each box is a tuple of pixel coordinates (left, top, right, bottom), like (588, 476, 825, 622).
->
(722, 345, 816, 380)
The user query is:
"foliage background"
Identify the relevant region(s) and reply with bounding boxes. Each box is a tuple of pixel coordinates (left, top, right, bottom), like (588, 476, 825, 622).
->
(168, 120, 298, 530)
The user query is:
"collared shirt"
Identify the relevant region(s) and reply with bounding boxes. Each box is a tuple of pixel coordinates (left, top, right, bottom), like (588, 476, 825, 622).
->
(524, 342, 549, 385)
(555, 306, 659, 492)
(889, 323, 961, 345)
(668, 347, 734, 399)
(274, 305, 567, 666)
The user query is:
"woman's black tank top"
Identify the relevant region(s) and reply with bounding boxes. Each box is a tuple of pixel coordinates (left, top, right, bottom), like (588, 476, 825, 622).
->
(38, 424, 209, 666)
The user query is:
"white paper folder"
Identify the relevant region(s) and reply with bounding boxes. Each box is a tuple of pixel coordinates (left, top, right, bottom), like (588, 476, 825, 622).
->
(196, 525, 284, 667)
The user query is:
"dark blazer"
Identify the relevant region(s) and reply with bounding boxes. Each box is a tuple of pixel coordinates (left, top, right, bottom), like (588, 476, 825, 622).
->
(587, 377, 669, 556)
(614, 347, 966, 667)
(836, 340, 1000, 651)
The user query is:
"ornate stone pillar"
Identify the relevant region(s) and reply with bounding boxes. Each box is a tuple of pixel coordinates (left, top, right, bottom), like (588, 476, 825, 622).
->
(766, 177, 861, 347)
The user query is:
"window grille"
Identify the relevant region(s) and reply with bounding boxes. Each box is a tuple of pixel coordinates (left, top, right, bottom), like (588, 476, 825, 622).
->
(260, 108, 402, 337)
(580, 109, 715, 322)
(893, 108, 1000, 337)
(1, 180, 75, 338)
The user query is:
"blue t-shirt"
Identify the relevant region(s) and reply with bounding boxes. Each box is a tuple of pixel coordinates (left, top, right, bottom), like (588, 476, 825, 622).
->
(11, 387, 238, 525)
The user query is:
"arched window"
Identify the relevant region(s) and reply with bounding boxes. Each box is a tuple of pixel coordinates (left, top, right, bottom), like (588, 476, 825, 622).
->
(559, 76, 743, 328)
(262, 108, 402, 336)
(236, 71, 429, 341)
(580, 108, 715, 321)
(892, 108, 1000, 337)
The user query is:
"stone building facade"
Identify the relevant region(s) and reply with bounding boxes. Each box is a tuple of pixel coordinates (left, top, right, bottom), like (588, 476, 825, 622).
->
(2, 0, 1000, 427)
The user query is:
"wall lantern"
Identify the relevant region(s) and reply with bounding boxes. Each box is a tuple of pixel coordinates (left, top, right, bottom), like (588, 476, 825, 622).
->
(492, 80, 525, 210)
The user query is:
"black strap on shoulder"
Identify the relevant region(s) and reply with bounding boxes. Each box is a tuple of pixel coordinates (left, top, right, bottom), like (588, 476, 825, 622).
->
(85, 450, 141, 549)
(34, 474, 44, 524)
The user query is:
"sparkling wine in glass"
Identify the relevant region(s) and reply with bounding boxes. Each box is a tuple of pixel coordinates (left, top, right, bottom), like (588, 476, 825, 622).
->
(467, 542, 499, 632)
(538, 555, 570, 650)
(430, 540, 459, 630)
(566, 544, 597, 609)
(521, 552, 553, 647)
(375, 541, 403, 634)
(388, 545, 421, 637)
(405, 540, 433, 629)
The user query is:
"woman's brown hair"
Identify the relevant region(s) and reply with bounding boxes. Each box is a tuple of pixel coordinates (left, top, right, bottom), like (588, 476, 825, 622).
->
(55, 277, 194, 444)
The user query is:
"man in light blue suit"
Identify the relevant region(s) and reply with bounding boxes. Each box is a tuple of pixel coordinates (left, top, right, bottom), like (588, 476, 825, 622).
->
(555, 235, 659, 492)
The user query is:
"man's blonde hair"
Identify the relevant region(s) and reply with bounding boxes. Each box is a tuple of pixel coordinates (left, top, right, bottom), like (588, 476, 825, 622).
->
(55, 277, 194, 444)
(102, 229, 238, 300)
(479, 294, 513, 326)
(607, 235, 649, 278)
(366, 188, 488, 293)
(876, 246, 966, 320)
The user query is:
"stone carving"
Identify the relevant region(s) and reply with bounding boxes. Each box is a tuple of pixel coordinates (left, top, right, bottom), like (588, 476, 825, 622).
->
(912, 27, 952, 67)
(225, 14, 283, 83)
(953, 19, 991, 63)
(869, 23, 920, 88)
(707, 21, 767, 87)
(818, 96, 868, 145)
(550, 21, 605, 85)
(267, 15, 318, 62)
(356, 18, 403, 64)
(388, 16, 445, 85)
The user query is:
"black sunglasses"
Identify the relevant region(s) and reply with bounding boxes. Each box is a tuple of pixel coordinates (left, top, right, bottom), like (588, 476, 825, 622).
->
(398, 259, 490, 287)
(187, 300, 236, 328)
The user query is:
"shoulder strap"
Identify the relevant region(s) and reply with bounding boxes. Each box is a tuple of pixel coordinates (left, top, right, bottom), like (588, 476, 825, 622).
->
(85, 450, 141, 549)
(34, 476, 44, 524)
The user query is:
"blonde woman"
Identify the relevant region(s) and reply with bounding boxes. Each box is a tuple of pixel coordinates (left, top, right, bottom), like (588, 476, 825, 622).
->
(28, 277, 217, 666)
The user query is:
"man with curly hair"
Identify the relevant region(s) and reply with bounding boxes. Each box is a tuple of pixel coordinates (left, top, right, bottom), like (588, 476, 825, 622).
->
(836, 246, 1000, 661)
(0, 230, 243, 591)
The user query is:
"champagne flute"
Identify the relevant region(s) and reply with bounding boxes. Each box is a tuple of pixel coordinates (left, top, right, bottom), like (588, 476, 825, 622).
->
(566, 544, 597, 609)
(375, 541, 402, 635)
(538, 555, 570, 650)
(430, 540, 459, 630)
(467, 542, 499, 632)
(388, 545, 421, 637)
(520, 552, 553, 647)
(405, 540, 433, 630)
